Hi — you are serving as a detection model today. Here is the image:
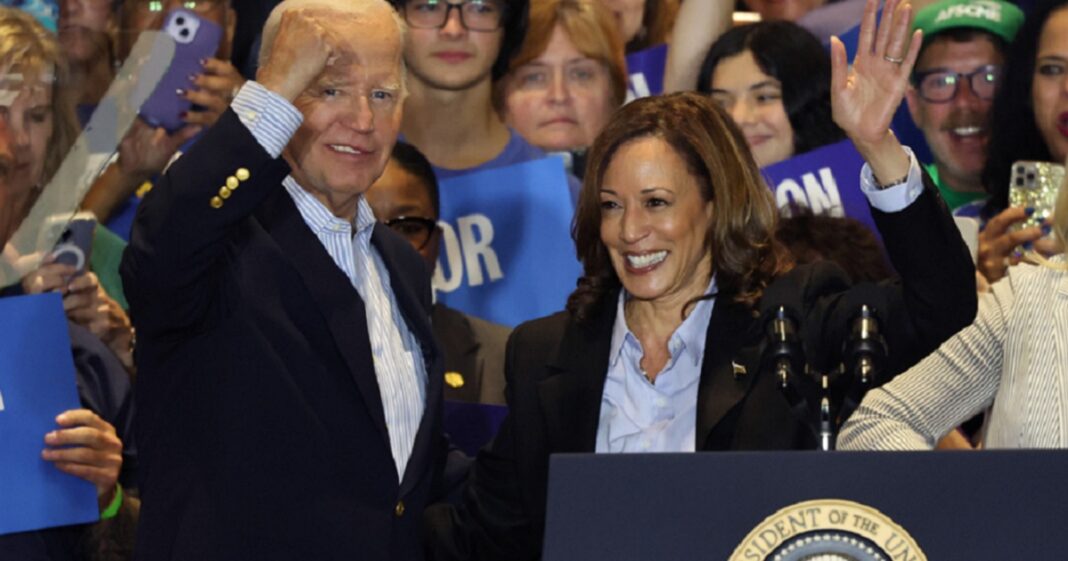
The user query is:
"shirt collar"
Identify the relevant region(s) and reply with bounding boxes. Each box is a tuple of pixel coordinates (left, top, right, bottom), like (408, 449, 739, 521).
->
(282, 175, 377, 237)
(608, 276, 718, 371)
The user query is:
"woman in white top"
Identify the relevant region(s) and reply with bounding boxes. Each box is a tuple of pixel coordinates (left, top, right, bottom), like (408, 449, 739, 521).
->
(839, 176, 1068, 449)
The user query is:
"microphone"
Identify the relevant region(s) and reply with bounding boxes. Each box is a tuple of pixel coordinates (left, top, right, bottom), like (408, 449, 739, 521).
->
(838, 302, 889, 426)
(844, 304, 887, 385)
(766, 305, 804, 388)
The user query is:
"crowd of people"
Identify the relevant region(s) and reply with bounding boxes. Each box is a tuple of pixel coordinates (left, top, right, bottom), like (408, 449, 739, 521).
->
(0, 0, 1064, 558)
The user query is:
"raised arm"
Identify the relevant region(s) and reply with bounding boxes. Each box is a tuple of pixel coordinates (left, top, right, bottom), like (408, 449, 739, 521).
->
(662, 0, 734, 93)
(120, 9, 333, 335)
(826, 0, 977, 371)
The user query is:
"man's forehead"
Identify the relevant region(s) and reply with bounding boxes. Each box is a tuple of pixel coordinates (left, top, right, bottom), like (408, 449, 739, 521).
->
(918, 32, 1003, 67)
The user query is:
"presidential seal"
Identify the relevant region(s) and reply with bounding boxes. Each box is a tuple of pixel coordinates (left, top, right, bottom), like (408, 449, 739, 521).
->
(729, 499, 926, 561)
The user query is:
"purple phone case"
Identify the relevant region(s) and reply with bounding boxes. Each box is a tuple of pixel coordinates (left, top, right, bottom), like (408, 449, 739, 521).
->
(139, 9, 223, 132)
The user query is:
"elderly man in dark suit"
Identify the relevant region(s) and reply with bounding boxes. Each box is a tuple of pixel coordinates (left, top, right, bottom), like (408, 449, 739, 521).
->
(120, 1, 443, 559)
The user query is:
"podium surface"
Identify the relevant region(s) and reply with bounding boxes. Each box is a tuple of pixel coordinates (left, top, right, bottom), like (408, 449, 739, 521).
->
(543, 450, 1068, 560)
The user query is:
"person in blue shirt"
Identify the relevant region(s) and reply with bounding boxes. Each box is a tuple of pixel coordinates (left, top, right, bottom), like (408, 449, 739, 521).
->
(390, 0, 547, 179)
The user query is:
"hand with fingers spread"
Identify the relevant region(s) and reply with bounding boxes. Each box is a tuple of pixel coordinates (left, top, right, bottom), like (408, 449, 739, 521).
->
(256, 8, 338, 102)
(42, 409, 124, 509)
(977, 207, 1056, 283)
(182, 58, 247, 128)
(830, 0, 922, 184)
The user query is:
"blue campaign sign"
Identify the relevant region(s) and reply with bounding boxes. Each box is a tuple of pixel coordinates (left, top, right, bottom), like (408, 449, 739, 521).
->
(1, 0, 57, 31)
(625, 44, 668, 101)
(434, 157, 582, 328)
(0, 293, 98, 536)
(761, 140, 877, 231)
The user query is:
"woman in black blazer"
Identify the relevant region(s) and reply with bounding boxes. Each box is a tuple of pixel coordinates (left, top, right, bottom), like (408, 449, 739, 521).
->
(426, 1, 976, 558)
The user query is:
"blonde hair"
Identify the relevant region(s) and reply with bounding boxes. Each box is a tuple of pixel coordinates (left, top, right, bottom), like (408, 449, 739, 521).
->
(495, 0, 626, 112)
(0, 7, 79, 186)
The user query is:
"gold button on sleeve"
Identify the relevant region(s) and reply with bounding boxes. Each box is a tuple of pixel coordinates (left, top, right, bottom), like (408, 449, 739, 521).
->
(226, 176, 239, 189)
(235, 168, 250, 181)
(210, 196, 223, 209)
(219, 186, 232, 199)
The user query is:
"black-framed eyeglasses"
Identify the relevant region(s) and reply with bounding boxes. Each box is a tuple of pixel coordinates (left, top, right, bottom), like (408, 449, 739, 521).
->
(384, 216, 439, 250)
(912, 65, 1002, 103)
(403, 0, 505, 32)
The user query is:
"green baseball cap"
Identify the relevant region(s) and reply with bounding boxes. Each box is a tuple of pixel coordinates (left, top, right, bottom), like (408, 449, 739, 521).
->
(911, 0, 1025, 45)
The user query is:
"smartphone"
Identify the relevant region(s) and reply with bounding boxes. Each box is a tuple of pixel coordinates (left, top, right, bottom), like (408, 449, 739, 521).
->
(47, 213, 96, 275)
(139, 8, 223, 132)
(1009, 160, 1064, 231)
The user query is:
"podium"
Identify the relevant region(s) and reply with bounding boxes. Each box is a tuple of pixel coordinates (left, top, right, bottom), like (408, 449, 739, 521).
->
(543, 450, 1068, 560)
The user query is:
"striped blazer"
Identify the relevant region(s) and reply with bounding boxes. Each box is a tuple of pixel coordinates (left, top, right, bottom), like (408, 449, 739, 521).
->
(839, 258, 1068, 449)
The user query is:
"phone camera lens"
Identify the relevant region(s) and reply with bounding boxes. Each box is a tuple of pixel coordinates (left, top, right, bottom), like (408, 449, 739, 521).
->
(1016, 177, 1024, 186)
(176, 16, 186, 25)
(180, 28, 190, 38)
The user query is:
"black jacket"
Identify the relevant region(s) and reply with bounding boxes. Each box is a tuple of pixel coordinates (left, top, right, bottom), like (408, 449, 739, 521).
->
(122, 110, 444, 561)
(424, 174, 977, 561)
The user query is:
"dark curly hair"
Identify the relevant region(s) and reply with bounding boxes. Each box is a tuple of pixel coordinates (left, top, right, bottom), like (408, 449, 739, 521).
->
(567, 92, 793, 322)
(696, 21, 845, 157)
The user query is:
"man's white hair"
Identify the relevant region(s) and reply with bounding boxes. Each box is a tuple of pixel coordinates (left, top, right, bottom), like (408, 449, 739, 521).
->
(258, 0, 407, 76)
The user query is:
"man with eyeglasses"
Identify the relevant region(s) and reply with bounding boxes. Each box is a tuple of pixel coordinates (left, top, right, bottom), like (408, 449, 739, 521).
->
(389, 0, 543, 179)
(905, 0, 1023, 214)
(367, 141, 510, 405)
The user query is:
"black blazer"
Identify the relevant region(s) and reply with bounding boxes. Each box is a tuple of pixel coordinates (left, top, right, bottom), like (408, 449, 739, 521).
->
(424, 175, 977, 561)
(121, 111, 444, 561)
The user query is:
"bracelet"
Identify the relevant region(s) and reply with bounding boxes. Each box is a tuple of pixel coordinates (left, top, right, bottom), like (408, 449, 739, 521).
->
(873, 172, 909, 190)
(100, 483, 123, 520)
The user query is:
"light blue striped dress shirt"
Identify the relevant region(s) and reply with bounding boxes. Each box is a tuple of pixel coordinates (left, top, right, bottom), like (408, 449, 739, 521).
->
(232, 81, 426, 480)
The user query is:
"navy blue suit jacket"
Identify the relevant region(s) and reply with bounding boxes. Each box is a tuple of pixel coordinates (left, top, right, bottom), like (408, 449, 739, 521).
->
(122, 110, 444, 561)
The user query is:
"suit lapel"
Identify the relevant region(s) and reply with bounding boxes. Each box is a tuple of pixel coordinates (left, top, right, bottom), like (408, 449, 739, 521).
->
(371, 225, 441, 494)
(538, 303, 616, 453)
(254, 186, 390, 451)
(695, 296, 759, 449)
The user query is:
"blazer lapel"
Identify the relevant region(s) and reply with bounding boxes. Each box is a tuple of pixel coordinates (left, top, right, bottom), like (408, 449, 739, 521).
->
(538, 303, 616, 453)
(371, 225, 441, 494)
(255, 186, 390, 451)
(695, 296, 760, 449)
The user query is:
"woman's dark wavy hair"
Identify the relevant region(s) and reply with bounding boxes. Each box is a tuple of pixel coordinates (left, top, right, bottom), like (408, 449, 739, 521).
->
(566, 92, 793, 322)
(696, 21, 844, 156)
(982, 0, 1068, 212)
(388, 0, 529, 81)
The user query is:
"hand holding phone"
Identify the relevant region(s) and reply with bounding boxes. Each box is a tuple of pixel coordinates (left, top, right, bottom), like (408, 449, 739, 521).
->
(139, 8, 223, 132)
